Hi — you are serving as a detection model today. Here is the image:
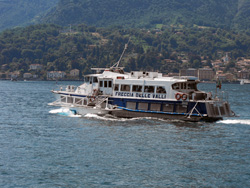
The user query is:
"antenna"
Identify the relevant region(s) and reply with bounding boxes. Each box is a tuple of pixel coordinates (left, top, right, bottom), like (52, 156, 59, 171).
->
(111, 37, 131, 68)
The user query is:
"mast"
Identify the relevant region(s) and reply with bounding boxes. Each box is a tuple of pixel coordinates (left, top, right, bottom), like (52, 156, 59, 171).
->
(111, 37, 131, 68)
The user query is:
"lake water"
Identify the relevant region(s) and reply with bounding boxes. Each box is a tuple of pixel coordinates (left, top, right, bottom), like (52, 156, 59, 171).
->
(0, 81, 249, 187)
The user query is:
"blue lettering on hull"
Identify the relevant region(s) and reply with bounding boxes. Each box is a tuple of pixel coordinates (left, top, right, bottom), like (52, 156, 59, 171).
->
(115, 92, 166, 99)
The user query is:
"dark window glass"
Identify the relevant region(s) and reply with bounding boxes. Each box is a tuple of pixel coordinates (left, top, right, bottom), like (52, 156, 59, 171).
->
(108, 81, 112, 87)
(114, 84, 119, 91)
(104, 81, 108, 87)
(121, 85, 130, 91)
(156, 86, 166, 93)
(144, 86, 155, 93)
(132, 85, 142, 92)
(99, 81, 103, 87)
(93, 77, 98, 83)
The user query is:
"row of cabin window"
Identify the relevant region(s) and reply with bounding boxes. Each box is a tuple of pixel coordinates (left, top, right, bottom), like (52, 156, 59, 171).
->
(172, 82, 197, 90)
(99, 80, 112, 88)
(114, 84, 166, 94)
(85, 77, 98, 83)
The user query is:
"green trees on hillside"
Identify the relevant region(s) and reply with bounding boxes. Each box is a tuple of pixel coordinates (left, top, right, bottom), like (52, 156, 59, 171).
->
(0, 0, 58, 31)
(1, 24, 250, 78)
(41, 0, 247, 30)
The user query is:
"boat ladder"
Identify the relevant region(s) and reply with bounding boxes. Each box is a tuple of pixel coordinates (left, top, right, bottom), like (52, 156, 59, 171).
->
(94, 96, 110, 109)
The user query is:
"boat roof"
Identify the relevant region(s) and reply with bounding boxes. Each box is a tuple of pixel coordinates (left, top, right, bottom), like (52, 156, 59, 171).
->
(85, 70, 199, 83)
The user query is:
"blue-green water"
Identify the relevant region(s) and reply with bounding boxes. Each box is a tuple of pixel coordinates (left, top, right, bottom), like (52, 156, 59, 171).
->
(0, 81, 249, 187)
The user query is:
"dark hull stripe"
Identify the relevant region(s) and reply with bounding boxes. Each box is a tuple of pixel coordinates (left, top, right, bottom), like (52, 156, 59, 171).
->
(117, 107, 206, 117)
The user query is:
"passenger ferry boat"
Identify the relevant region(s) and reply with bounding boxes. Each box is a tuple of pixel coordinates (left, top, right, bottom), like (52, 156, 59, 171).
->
(49, 44, 234, 122)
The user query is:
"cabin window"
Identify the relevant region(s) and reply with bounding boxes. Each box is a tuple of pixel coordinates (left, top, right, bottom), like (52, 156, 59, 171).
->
(150, 103, 161, 111)
(156, 86, 166, 94)
(187, 83, 197, 90)
(132, 85, 142, 92)
(108, 81, 112, 88)
(93, 77, 98, 83)
(126, 102, 136, 110)
(181, 83, 186, 89)
(85, 77, 90, 83)
(172, 83, 180, 90)
(173, 82, 197, 90)
(144, 86, 155, 93)
(121, 85, 130, 92)
(114, 84, 119, 91)
(99, 81, 103, 87)
(162, 104, 174, 112)
(138, 103, 148, 110)
(104, 81, 108, 88)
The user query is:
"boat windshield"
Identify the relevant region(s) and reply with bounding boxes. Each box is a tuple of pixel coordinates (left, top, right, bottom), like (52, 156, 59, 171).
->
(84, 76, 98, 83)
(172, 82, 197, 91)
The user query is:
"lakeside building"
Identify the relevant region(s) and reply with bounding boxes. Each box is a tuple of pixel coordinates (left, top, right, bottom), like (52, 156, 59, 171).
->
(23, 73, 33, 79)
(180, 68, 215, 81)
(70, 69, 80, 77)
(238, 70, 250, 79)
(9, 71, 20, 79)
(225, 73, 235, 81)
(47, 71, 66, 80)
(167, 73, 179, 77)
(29, 64, 43, 70)
(1, 64, 8, 71)
(180, 68, 198, 77)
(216, 74, 227, 82)
(198, 68, 215, 81)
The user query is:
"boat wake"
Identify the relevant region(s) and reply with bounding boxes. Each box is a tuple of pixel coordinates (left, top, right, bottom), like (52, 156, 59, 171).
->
(49, 108, 82, 117)
(84, 113, 145, 121)
(83, 113, 188, 124)
(218, 119, 250, 125)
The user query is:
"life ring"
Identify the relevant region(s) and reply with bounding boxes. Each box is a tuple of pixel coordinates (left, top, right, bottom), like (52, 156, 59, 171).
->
(175, 93, 182, 100)
(182, 93, 188, 101)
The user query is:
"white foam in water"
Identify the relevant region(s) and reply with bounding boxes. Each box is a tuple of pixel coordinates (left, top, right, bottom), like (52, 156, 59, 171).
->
(49, 108, 81, 117)
(84, 113, 144, 121)
(84, 113, 100, 118)
(49, 108, 64, 114)
(218, 119, 250, 125)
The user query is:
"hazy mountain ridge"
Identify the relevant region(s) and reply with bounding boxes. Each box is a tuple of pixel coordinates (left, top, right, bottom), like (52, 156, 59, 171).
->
(1, 0, 250, 31)
(233, 0, 250, 29)
(40, 0, 249, 30)
(0, 0, 58, 31)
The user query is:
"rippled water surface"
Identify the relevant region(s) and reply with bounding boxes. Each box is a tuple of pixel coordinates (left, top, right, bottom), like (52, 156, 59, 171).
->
(0, 81, 249, 187)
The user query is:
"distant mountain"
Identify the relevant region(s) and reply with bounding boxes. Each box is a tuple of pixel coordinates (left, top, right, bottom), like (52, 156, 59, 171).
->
(0, 0, 58, 31)
(233, 0, 250, 30)
(40, 0, 250, 30)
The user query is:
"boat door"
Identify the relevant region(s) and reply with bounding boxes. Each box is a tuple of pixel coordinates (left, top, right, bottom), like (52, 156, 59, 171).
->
(99, 79, 113, 95)
(84, 76, 99, 95)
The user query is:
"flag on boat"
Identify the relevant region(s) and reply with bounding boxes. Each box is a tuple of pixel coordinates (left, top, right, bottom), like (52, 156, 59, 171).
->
(216, 79, 222, 89)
